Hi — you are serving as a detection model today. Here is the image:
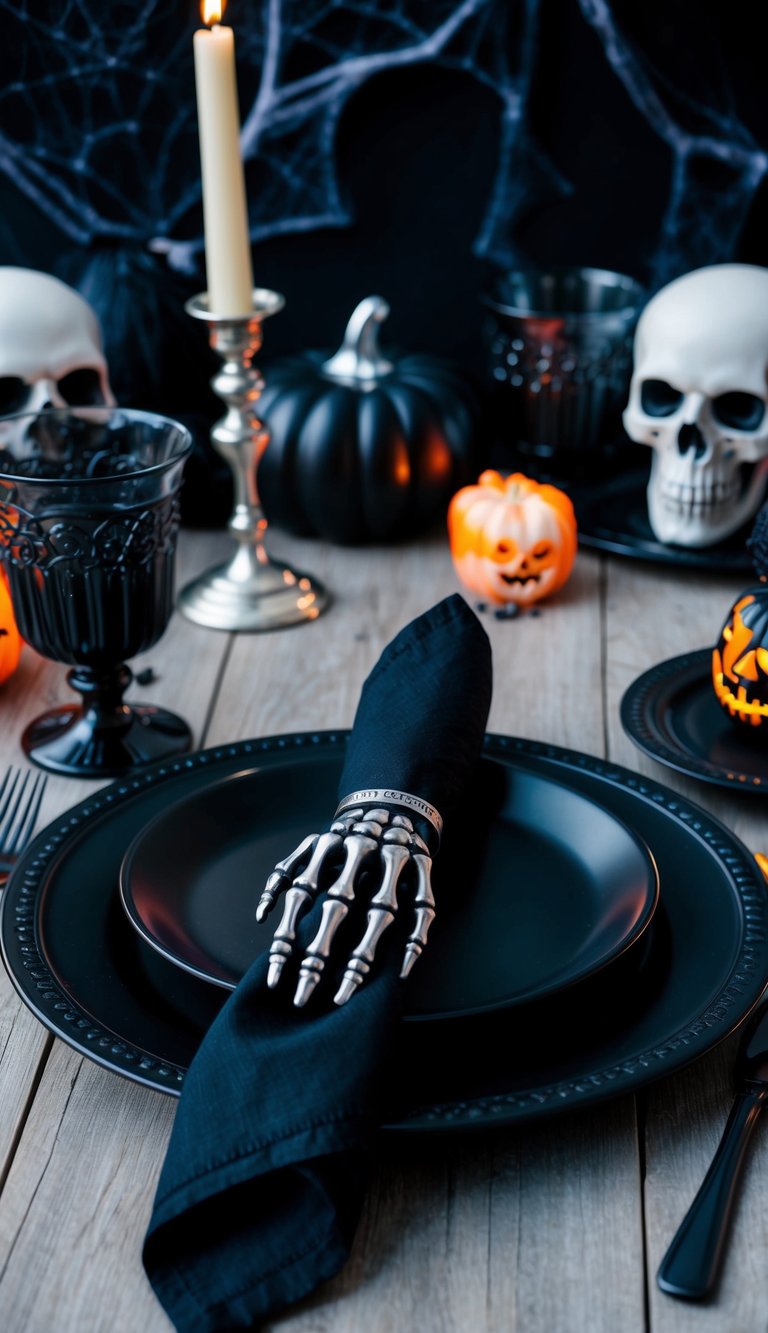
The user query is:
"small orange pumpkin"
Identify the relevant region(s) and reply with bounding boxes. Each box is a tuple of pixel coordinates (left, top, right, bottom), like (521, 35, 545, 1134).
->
(0, 569, 22, 685)
(447, 470, 577, 607)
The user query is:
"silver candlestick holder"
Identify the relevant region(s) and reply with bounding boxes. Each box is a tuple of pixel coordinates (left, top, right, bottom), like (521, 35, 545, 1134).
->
(177, 289, 329, 631)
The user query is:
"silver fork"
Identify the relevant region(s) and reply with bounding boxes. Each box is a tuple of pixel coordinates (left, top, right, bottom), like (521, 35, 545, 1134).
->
(0, 768, 48, 887)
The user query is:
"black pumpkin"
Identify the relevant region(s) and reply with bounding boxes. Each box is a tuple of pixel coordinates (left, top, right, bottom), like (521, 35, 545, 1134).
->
(257, 297, 480, 543)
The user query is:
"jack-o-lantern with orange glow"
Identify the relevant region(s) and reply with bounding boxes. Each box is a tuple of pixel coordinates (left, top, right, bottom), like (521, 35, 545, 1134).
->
(712, 593, 768, 726)
(448, 471, 577, 607)
(712, 505, 768, 726)
(0, 570, 22, 686)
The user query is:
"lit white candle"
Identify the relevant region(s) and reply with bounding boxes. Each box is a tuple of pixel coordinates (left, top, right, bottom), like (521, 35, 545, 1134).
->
(193, 2, 254, 315)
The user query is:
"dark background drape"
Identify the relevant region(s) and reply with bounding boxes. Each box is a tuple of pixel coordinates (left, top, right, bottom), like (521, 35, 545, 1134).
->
(1, 0, 765, 519)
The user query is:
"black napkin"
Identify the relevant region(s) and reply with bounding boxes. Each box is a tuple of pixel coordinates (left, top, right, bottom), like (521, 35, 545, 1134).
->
(143, 594, 492, 1330)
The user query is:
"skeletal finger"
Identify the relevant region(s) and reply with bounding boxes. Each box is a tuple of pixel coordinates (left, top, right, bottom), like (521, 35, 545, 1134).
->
(334, 841, 411, 1005)
(391, 814, 430, 856)
(293, 833, 378, 1006)
(330, 810, 363, 834)
(400, 853, 435, 979)
(266, 831, 343, 987)
(256, 833, 318, 921)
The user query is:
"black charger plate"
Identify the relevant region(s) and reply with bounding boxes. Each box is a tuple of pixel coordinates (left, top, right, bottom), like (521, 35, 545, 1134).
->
(621, 649, 768, 792)
(2, 733, 767, 1133)
(119, 764, 658, 1018)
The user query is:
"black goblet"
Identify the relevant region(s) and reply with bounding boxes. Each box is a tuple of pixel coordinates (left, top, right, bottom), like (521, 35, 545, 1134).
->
(0, 408, 193, 777)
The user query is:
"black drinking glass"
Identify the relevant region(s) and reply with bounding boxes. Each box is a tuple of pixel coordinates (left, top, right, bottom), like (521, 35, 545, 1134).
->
(0, 408, 193, 777)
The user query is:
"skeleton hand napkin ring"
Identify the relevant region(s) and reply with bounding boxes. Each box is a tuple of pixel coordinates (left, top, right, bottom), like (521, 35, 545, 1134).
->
(256, 789, 442, 1007)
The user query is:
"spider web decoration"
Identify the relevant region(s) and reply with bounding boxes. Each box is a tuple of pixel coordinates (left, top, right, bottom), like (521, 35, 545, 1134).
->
(0, 0, 555, 275)
(578, 0, 768, 287)
(0, 1, 763, 282)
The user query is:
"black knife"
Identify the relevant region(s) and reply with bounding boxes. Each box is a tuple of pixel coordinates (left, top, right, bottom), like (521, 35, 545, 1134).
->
(657, 993, 768, 1299)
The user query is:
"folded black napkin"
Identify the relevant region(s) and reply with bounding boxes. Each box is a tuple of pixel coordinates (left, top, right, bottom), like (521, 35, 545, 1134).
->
(143, 594, 492, 1330)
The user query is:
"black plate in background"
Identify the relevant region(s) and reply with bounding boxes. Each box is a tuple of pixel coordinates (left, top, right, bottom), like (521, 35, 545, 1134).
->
(119, 764, 658, 1018)
(2, 734, 768, 1133)
(621, 649, 768, 792)
(573, 471, 754, 572)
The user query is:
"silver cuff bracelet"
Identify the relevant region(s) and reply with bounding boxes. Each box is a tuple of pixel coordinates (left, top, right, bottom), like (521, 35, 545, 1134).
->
(335, 788, 443, 845)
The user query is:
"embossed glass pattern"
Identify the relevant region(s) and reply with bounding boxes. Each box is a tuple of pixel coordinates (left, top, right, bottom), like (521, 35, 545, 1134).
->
(483, 266, 645, 477)
(0, 408, 192, 777)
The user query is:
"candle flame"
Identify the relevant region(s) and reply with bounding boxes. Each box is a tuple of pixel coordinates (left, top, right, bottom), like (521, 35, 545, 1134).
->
(202, 0, 224, 24)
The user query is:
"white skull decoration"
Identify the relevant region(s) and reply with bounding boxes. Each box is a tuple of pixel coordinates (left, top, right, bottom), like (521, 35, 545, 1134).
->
(623, 264, 768, 547)
(0, 267, 114, 414)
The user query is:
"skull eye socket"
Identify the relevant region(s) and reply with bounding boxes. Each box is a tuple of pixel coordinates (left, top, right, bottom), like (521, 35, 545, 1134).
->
(0, 377, 30, 414)
(712, 391, 765, 433)
(640, 379, 684, 417)
(56, 368, 104, 406)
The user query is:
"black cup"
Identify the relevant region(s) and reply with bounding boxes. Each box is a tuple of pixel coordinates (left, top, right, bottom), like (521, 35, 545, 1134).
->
(0, 407, 193, 777)
(482, 265, 645, 481)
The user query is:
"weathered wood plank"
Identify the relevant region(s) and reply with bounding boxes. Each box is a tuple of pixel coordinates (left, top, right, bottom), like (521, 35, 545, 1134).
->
(0, 533, 648, 1333)
(644, 1036, 768, 1333)
(0, 527, 232, 1323)
(206, 531, 605, 752)
(211, 534, 644, 1333)
(604, 554, 768, 1332)
(0, 1044, 174, 1333)
(269, 1110, 644, 1333)
(0, 977, 51, 1191)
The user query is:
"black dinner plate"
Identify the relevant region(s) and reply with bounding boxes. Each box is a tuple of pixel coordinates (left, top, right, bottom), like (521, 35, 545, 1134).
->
(574, 471, 754, 572)
(621, 648, 768, 792)
(2, 733, 767, 1134)
(119, 765, 659, 1018)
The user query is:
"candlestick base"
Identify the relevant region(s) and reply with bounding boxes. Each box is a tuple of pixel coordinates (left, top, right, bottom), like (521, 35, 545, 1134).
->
(177, 551, 328, 632)
(177, 290, 330, 633)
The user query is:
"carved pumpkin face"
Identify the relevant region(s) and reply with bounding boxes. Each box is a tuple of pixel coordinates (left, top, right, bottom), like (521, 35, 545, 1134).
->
(448, 471, 577, 607)
(0, 569, 22, 686)
(712, 590, 768, 726)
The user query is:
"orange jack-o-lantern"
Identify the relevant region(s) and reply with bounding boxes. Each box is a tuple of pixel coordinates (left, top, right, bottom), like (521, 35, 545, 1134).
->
(714, 503, 768, 728)
(447, 470, 577, 607)
(712, 590, 768, 726)
(0, 569, 22, 685)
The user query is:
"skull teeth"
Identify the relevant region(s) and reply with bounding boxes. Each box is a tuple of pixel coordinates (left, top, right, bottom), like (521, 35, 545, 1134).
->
(659, 479, 740, 514)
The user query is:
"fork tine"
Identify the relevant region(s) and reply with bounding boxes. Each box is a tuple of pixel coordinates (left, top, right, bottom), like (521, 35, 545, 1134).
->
(0, 769, 48, 856)
(8, 771, 47, 855)
(0, 769, 24, 846)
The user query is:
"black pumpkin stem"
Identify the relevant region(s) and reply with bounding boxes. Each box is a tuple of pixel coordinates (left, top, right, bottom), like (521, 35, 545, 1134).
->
(748, 503, 768, 581)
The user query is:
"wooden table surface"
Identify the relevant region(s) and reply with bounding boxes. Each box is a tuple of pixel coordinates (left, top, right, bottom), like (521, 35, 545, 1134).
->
(1, 523, 767, 1333)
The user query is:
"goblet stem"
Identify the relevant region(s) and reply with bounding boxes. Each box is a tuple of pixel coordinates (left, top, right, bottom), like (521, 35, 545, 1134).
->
(22, 663, 191, 779)
(176, 290, 329, 632)
(69, 663, 135, 729)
